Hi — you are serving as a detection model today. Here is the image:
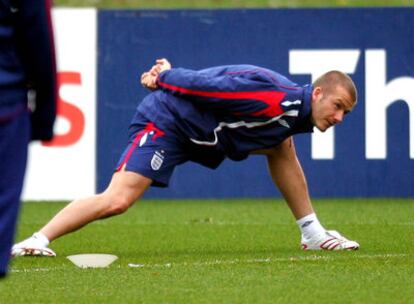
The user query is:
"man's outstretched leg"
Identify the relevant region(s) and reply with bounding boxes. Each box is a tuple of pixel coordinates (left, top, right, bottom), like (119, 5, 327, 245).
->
(12, 170, 152, 257)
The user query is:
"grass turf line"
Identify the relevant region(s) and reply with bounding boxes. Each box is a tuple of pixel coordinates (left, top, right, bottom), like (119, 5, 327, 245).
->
(1, 198, 413, 303)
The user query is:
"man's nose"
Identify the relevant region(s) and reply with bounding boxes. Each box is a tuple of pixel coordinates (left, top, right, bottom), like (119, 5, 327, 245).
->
(334, 111, 344, 123)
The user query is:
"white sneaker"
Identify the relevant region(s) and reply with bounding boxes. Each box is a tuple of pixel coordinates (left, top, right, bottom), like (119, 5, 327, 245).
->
(12, 233, 56, 257)
(301, 230, 359, 251)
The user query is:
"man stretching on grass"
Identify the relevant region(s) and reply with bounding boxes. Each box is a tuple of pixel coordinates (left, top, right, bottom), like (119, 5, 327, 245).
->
(13, 58, 359, 257)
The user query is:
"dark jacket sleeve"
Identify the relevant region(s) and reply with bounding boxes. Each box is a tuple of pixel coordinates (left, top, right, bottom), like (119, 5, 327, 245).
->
(156, 67, 287, 118)
(15, 0, 57, 141)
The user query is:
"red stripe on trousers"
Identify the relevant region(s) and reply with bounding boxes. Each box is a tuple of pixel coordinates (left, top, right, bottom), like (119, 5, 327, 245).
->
(116, 123, 165, 171)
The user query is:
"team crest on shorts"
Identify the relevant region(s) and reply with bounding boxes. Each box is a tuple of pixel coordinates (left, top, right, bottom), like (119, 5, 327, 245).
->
(151, 150, 165, 171)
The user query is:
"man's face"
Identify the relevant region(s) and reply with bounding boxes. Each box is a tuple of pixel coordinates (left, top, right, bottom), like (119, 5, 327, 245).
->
(310, 86, 355, 132)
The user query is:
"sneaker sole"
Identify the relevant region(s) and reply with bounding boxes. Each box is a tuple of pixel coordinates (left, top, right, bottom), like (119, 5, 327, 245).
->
(12, 248, 56, 257)
(301, 244, 359, 251)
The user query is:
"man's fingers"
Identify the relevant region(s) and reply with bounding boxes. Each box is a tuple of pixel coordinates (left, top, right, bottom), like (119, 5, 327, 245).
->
(141, 72, 149, 81)
(140, 72, 158, 90)
(141, 72, 151, 85)
(149, 65, 161, 76)
(140, 59, 171, 90)
(156, 58, 172, 72)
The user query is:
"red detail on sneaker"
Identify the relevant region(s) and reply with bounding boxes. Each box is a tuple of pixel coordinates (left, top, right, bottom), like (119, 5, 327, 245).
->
(320, 238, 336, 249)
(346, 246, 358, 250)
(21, 248, 55, 257)
(330, 242, 341, 250)
(301, 244, 308, 250)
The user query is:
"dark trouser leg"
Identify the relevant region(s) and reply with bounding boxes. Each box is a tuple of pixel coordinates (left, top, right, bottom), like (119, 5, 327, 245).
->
(0, 110, 30, 276)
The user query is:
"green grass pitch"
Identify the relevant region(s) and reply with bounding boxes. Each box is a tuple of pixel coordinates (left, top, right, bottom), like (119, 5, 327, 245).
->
(3, 2, 411, 303)
(1, 198, 413, 303)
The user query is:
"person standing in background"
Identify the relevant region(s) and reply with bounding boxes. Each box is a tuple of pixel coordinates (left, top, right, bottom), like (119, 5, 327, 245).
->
(0, 0, 56, 278)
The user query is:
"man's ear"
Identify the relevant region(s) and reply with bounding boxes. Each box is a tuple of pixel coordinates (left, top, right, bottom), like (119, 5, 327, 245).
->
(312, 86, 323, 102)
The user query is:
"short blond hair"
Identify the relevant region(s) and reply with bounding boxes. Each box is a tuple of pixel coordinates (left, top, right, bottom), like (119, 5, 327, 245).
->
(313, 71, 358, 105)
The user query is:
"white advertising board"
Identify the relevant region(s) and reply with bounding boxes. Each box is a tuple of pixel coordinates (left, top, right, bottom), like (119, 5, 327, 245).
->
(22, 9, 97, 201)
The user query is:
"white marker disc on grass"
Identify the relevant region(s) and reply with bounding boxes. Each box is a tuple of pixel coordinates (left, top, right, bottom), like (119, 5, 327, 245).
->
(67, 254, 118, 268)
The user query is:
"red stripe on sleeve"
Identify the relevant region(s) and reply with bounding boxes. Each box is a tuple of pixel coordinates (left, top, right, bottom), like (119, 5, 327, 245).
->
(157, 80, 286, 117)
